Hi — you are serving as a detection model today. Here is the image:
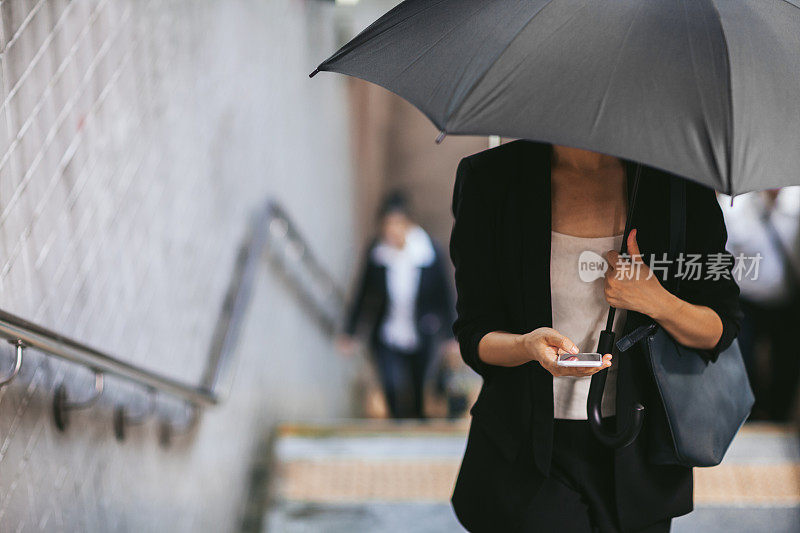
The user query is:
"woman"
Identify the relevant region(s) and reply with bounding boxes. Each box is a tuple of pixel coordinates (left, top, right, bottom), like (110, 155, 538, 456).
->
(449, 141, 741, 532)
(339, 191, 455, 419)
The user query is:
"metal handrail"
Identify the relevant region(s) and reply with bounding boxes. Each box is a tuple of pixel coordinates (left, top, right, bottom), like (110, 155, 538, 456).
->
(0, 313, 218, 405)
(200, 201, 272, 398)
(261, 201, 345, 336)
(0, 198, 344, 422)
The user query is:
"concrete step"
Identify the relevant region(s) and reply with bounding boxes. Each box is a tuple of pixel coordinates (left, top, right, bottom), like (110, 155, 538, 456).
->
(265, 420, 800, 532)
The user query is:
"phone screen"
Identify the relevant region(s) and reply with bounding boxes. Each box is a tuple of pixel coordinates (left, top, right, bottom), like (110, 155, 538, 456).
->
(556, 352, 603, 367)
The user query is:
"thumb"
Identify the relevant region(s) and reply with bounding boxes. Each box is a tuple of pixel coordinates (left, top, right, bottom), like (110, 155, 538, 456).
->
(627, 228, 642, 260)
(543, 330, 579, 354)
(605, 250, 619, 270)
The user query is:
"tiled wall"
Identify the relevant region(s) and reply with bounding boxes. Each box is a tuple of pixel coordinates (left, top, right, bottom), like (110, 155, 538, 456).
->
(0, 0, 355, 530)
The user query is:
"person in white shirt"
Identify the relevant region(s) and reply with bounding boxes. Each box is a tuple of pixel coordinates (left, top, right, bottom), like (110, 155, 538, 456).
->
(338, 191, 455, 418)
(719, 188, 800, 421)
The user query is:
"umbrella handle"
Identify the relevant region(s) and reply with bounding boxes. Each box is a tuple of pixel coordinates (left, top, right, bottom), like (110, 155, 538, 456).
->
(587, 329, 644, 448)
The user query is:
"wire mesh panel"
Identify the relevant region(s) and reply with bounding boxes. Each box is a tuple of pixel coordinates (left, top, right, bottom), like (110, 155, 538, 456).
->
(0, 1, 356, 530)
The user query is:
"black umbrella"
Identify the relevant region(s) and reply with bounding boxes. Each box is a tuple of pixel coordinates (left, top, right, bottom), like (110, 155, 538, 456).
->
(311, 0, 800, 446)
(312, 0, 800, 195)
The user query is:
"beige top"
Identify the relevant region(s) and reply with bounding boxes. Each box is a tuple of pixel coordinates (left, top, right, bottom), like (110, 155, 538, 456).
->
(550, 230, 627, 420)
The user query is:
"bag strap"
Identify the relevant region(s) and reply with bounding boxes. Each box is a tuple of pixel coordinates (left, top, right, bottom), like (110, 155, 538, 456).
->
(614, 175, 686, 352)
(669, 177, 686, 293)
(600, 164, 642, 339)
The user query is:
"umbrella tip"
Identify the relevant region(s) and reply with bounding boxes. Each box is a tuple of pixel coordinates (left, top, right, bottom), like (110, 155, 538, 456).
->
(309, 68, 320, 78)
(435, 130, 446, 144)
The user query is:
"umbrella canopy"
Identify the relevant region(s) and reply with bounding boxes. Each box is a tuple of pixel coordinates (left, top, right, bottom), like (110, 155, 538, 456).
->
(312, 0, 800, 196)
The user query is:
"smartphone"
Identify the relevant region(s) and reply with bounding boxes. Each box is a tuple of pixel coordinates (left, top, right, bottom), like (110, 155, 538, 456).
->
(556, 352, 603, 367)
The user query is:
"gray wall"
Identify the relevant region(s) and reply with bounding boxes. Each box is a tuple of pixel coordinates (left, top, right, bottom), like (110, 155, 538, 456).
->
(0, 0, 355, 530)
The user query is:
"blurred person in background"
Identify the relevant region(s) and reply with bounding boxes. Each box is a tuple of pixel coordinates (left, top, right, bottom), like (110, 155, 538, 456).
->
(337, 191, 456, 419)
(720, 188, 800, 422)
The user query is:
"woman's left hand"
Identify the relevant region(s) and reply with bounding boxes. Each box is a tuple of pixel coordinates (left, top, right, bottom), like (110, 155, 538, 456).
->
(604, 229, 677, 319)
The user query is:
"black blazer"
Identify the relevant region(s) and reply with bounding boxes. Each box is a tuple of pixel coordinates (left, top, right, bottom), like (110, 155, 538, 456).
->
(449, 140, 741, 532)
(344, 236, 455, 351)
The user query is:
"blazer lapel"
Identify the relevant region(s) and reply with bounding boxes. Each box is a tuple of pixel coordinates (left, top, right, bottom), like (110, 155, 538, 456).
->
(518, 141, 556, 475)
(519, 141, 553, 332)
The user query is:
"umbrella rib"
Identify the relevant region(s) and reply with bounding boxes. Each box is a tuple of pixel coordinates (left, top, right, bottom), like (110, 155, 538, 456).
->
(317, 0, 450, 71)
(388, 1, 489, 87)
(707, 0, 735, 196)
(775, 0, 800, 10)
(679, 0, 726, 191)
(588, 0, 646, 136)
(442, 0, 561, 132)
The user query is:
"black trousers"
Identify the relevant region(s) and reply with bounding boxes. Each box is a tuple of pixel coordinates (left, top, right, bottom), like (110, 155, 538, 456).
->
(373, 340, 431, 419)
(522, 419, 672, 533)
(738, 297, 800, 421)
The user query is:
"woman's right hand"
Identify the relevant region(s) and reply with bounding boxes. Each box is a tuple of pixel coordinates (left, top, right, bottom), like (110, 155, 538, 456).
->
(522, 327, 612, 377)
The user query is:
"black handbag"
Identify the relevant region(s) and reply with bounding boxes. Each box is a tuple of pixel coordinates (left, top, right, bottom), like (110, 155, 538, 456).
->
(614, 177, 755, 467)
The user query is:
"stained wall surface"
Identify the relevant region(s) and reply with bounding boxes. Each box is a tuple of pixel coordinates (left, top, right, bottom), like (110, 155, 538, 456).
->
(0, 1, 356, 530)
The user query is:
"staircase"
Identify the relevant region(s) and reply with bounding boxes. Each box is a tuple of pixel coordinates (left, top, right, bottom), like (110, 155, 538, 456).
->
(265, 421, 799, 532)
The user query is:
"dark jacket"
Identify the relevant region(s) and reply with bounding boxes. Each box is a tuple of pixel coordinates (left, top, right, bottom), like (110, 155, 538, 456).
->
(344, 234, 455, 351)
(449, 140, 741, 532)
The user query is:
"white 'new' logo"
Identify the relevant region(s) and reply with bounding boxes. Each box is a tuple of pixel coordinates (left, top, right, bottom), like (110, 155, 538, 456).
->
(578, 251, 608, 282)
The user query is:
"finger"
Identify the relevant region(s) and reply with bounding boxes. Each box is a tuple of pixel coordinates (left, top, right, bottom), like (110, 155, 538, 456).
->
(592, 355, 613, 372)
(627, 228, 642, 261)
(544, 331, 579, 354)
(542, 358, 562, 377)
(605, 250, 619, 269)
(564, 356, 613, 377)
(604, 282, 616, 302)
(577, 360, 613, 377)
(574, 355, 613, 375)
